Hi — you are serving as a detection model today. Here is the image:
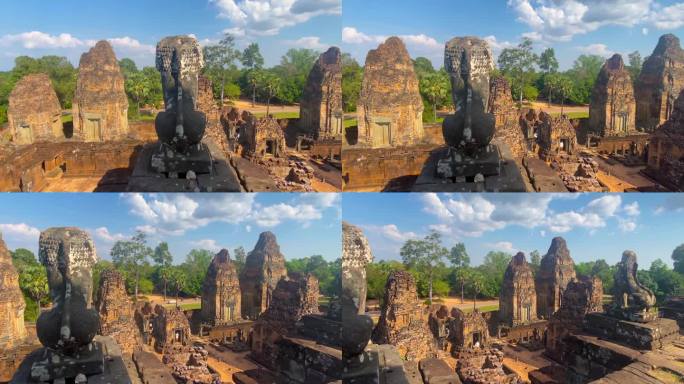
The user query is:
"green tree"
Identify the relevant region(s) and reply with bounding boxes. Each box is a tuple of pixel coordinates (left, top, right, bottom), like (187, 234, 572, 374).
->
(153, 242, 173, 301)
(650, 259, 684, 301)
(261, 72, 281, 116)
(19, 264, 48, 312)
(246, 69, 264, 107)
(539, 48, 559, 74)
(413, 57, 435, 78)
(566, 55, 604, 105)
(342, 53, 363, 112)
(11, 248, 38, 272)
(498, 38, 539, 104)
(366, 261, 405, 301)
(672, 244, 684, 274)
(448, 243, 471, 303)
(203, 34, 241, 104)
(234, 246, 246, 275)
(125, 71, 150, 112)
(420, 71, 450, 122)
(242, 43, 264, 70)
(180, 249, 214, 296)
(110, 231, 152, 299)
(477, 251, 512, 298)
(168, 266, 188, 306)
(530, 250, 541, 275)
(400, 231, 449, 304)
(627, 51, 642, 85)
(469, 270, 486, 310)
(118, 58, 138, 78)
(10, 55, 78, 109)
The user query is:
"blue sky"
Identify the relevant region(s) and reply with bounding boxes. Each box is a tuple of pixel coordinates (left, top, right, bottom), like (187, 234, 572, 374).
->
(343, 193, 684, 269)
(342, 0, 684, 70)
(0, 0, 341, 70)
(0, 193, 342, 264)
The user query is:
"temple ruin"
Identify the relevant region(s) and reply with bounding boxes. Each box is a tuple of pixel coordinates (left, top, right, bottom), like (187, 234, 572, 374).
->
(300, 47, 343, 141)
(590, 54, 637, 137)
(198, 75, 229, 155)
(241, 116, 286, 159)
(636, 34, 684, 131)
(535, 237, 576, 319)
(355, 37, 424, 148)
(544, 275, 603, 362)
(342, 221, 374, 315)
(372, 270, 436, 361)
(239, 231, 288, 319)
(499, 252, 538, 327)
(647, 88, 684, 191)
(8, 74, 64, 145)
(0, 233, 27, 350)
(200, 249, 241, 325)
(73, 40, 129, 142)
(95, 269, 141, 354)
(489, 76, 528, 160)
(448, 308, 490, 352)
(538, 113, 577, 159)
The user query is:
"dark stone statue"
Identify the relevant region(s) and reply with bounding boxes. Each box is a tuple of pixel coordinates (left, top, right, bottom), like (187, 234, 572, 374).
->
(36, 228, 99, 352)
(155, 35, 207, 152)
(609, 250, 658, 322)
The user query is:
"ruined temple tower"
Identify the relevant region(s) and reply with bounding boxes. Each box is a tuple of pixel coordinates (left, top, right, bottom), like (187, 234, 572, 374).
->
(535, 237, 576, 319)
(300, 47, 343, 140)
(488, 76, 527, 159)
(647, 88, 684, 191)
(499, 252, 538, 326)
(73, 40, 129, 142)
(636, 34, 684, 131)
(342, 222, 374, 315)
(239, 232, 288, 319)
(94, 269, 141, 353)
(201, 249, 242, 325)
(0, 232, 27, 350)
(372, 271, 436, 361)
(8, 74, 64, 145)
(356, 37, 424, 148)
(590, 54, 637, 137)
(198, 75, 228, 154)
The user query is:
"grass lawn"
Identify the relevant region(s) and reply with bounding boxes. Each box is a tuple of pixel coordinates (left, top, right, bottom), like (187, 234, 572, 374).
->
(254, 111, 300, 119)
(344, 118, 357, 128)
(462, 304, 499, 313)
(550, 111, 589, 119)
(161, 301, 201, 311)
(61, 114, 73, 124)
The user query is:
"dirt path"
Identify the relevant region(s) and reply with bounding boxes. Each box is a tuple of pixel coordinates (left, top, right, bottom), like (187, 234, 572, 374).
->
(232, 99, 299, 114)
(437, 298, 499, 312)
(503, 345, 553, 382)
(592, 156, 657, 189)
(206, 344, 260, 372)
(529, 101, 589, 115)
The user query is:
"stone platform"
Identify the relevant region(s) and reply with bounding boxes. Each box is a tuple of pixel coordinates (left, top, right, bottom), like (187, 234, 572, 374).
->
(565, 333, 684, 383)
(583, 313, 680, 350)
(11, 336, 134, 384)
(413, 145, 526, 192)
(344, 344, 413, 384)
(127, 143, 242, 192)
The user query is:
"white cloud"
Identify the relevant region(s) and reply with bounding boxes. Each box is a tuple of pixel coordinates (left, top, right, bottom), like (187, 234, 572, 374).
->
(106, 37, 155, 55)
(191, 239, 222, 252)
(422, 194, 639, 237)
(95, 227, 127, 243)
(0, 223, 41, 240)
(507, 0, 681, 43)
(623, 202, 640, 217)
(285, 36, 328, 50)
(484, 35, 516, 56)
(486, 241, 519, 253)
(211, 0, 340, 37)
(577, 43, 614, 57)
(342, 27, 383, 44)
(0, 31, 85, 49)
(342, 27, 443, 60)
(123, 194, 337, 235)
(618, 219, 638, 232)
(642, 27, 650, 35)
(368, 224, 419, 242)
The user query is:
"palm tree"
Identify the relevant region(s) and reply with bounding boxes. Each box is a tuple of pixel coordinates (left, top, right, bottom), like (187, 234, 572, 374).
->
(261, 73, 281, 116)
(420, 72, 449, 122)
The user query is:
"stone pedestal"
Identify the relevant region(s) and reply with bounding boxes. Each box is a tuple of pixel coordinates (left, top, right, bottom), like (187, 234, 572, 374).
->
(584, 313, 680, 350)
(344, 344, 413, 384)
(413, 145, 526, 192)
(29, 342, 105, 382)
(127, 143, 241, 192)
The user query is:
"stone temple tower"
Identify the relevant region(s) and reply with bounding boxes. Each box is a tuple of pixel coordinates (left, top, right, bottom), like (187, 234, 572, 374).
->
(239, 232, 288, 319)
(499, 252, 538, 327)
(201, 249, 242, 325)
(535, 237, 576, 319)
